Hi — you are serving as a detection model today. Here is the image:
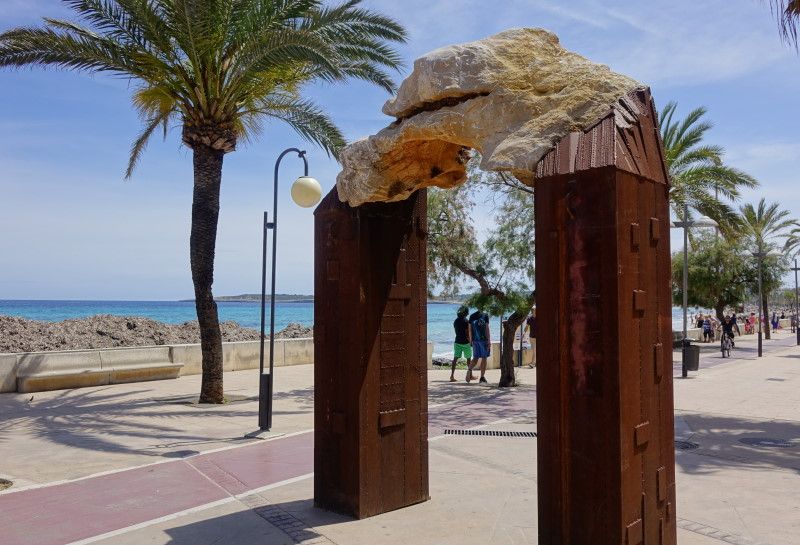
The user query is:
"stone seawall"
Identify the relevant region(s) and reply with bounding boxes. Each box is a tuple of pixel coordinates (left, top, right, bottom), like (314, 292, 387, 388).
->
(4, 320, 792, 393)
(0, 339, 437, 393)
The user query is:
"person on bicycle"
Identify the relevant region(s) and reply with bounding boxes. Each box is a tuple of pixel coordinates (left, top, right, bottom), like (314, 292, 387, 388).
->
(721, 315, 736, 348)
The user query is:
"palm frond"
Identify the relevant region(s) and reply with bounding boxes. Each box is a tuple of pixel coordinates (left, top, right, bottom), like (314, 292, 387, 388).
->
(337, 61, 396, 93)
(2, 0, 406, 175)
(662, 101, 758, 229)
(0, 26, 134, 73)
(126, 110, 174, 178)
(768, 0, 800, 46)
(739, 197, 799, 251)
(247, 97, 346, 157)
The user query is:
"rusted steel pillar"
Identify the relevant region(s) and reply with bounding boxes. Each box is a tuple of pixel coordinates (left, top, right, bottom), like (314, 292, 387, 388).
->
(535, 88, 677, 545)
(313, 188, 429, 519)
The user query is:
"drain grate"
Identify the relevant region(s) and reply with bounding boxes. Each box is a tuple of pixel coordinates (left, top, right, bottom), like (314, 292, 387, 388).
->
(674, 440, 700, 451)
(444, 429, 537, 438)
(739, 437, 794, 448)
(0, 478, 12, 491)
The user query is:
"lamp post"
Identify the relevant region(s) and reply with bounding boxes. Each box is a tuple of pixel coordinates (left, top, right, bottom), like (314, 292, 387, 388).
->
(792, 259, 800, 346)
(258, 148, 322, 431)
(671, 203, 717, 377)
(751, 248, 782, 358)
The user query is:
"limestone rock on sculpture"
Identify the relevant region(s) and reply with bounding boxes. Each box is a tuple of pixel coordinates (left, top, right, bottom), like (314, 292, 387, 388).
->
(336, 28, 642, 206)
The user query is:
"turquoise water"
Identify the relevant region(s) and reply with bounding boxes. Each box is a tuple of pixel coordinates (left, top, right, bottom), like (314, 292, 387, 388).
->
(0, 300, 690, 356)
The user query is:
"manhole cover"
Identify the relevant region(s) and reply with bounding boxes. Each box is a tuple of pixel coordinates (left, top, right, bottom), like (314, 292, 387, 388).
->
(443, 429, 537, 438)
(739, 438, 794, 448)
(674, 440, 699, 450)
(0, 478, 12, 491)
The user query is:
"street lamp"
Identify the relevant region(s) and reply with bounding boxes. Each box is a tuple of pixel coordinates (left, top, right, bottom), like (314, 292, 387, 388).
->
(751, 248, 782, 358)
(258, 148, 322, 432)
(671, 203, 717, 378)
(792, 259, 800, 346)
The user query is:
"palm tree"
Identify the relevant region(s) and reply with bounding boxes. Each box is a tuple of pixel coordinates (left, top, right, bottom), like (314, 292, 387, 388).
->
(769, 0, 800, 46)
(740, 198, 797, 339)
(0, 0, 406, 403)
(660, 102, 758, 233)
(783, 226, 800, 256)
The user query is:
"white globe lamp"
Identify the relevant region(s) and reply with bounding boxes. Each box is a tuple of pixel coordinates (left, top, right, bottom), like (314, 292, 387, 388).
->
(291, 176, 322, 208)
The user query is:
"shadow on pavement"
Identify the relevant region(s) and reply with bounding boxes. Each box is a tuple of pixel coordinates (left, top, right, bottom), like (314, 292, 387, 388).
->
(163, 497, 348, 545)
(675, 412, 800, 476)
(0, 386, 313, 457)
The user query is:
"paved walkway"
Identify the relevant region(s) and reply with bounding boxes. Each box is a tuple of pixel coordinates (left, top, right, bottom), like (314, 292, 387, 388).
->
(1, 330, 798, 545)
(1, 386, 533, 545)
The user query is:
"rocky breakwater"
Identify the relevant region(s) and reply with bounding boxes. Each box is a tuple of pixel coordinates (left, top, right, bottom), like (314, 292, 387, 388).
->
(0, 314, 313, 353)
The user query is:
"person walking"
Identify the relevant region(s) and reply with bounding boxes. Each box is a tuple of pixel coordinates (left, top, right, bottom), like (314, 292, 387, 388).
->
(703, 315, 714, 343)
(450, 306, 472, 382)
(467, 308, 491, 384)
(523, 310, 537, 369)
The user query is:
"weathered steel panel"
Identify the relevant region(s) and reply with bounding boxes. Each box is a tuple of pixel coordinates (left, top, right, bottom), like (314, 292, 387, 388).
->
(535, 88, 669, 185)
(314, 188, 429, 519)
(535, 86, 676, 545)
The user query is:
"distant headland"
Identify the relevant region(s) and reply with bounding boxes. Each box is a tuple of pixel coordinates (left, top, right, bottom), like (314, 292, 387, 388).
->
(179, 294, 466, 304)
(178, 294, 313, 303)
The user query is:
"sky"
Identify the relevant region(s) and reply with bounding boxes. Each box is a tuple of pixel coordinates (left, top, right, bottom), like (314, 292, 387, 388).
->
(0, 0, 799, 300)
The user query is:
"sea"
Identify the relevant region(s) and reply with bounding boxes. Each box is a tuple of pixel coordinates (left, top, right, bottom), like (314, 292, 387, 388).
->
(0, 300, 693, 357)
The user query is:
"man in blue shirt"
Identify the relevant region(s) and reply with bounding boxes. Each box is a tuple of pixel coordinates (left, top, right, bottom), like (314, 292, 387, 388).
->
(467, 309, 491, 383)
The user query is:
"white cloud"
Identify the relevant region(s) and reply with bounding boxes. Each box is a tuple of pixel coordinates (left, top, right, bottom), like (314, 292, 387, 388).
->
(367, 0, 795, 87)
(725, 141, 800, 180)
(739, 142, 800, 162)
(0, 0, 69, 21)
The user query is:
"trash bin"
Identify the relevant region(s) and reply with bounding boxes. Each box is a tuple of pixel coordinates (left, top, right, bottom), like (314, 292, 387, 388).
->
(682, 341, 700, 372)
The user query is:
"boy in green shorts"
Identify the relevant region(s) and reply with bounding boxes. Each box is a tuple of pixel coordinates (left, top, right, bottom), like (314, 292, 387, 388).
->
(451, 305, 472, 382)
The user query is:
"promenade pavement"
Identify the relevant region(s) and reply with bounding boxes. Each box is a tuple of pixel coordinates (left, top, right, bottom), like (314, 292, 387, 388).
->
(0, 330, 798, 545)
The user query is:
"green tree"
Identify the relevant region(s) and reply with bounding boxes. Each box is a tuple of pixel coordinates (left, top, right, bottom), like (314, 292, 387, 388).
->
(660, 102, 757, 230)
(0, 0, 406, 403)
(670, 232, 751, 320)
(428, 160, 534, 388)
(739, 198, 796, 339)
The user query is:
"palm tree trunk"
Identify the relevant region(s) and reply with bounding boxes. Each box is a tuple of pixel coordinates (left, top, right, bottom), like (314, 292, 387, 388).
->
(762, 293, 772, 341)
(714, 301, 726, 322)
(191, 144, 225, 404)
(499, 311, 524, 387)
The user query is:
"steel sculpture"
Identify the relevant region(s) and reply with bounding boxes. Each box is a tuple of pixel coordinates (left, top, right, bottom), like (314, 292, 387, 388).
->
(313, 28, 677, 545)
(314, 189, 429, 518)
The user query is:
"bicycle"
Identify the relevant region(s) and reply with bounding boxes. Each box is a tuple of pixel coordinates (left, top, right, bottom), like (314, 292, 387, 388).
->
(720, 331, 733, 358)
